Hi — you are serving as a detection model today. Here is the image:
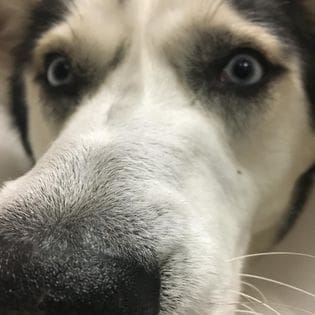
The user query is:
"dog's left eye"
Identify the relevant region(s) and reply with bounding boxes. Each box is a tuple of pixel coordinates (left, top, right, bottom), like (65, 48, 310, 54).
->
(222, 54, 265, 86)
(46, 55, 73, 87)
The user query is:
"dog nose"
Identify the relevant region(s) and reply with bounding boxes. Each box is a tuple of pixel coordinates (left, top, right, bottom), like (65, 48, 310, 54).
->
(0, 242, 160, 315)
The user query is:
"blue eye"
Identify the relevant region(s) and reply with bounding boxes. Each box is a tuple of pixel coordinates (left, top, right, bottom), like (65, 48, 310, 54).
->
(222, 54, 265, 86)
(47, 55, 73, 87)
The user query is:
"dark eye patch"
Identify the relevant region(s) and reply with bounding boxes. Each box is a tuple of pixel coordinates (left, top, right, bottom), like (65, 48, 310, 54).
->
(30, 52, 94, 119)
(171, 30, 286, 99)
(188, 47, 285, 98)
(38, 52, 90, 99)
(30, 43, 126, 120)
(10, 0, 71, 157)
(230, 0, 315, 128)
(46, 55, 73, 88)
(163, 29, 288, 129)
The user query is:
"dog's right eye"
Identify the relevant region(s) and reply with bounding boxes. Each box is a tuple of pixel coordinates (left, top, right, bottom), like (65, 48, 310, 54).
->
(46, 54, 73, 88)
(222, 54, 265, 86)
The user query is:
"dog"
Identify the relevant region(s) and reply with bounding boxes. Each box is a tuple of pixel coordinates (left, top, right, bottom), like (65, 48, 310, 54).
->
(0, 0, 314, 314)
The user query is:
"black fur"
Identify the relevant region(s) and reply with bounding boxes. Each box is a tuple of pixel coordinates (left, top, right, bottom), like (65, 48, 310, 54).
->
(231, 0, 315, 236)
(231, 0, 315, 127)
(10, 73, 32, 157)
(279, 165, 315, 240)
(284, 1, 315, 128)
(10, 0, 71, 157)
(0, 245, 160, 315)
(10, 0, 127, 138)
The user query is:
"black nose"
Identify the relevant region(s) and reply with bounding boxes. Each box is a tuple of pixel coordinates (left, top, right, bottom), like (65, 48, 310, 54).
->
(0, 242, 160, 315)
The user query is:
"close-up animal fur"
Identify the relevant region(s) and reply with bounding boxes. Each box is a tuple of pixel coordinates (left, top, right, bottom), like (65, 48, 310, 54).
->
(0, 0, 315, 314)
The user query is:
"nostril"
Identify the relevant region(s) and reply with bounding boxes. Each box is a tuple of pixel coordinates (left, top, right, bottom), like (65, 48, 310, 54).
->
(0, 247, 160, 315)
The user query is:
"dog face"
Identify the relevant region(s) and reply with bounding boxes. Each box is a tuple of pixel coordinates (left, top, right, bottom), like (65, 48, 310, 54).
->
(0, 0, 314, 314)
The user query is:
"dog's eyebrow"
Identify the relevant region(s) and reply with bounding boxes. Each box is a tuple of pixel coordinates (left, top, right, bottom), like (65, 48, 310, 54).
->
(193, 27, 287, 65)
(153, 1, 293, 68)
(162, 24, 290, 77)
(28, 39, 128, 120)
(231, 1, 289, 34)
(14, 0, 71, 65)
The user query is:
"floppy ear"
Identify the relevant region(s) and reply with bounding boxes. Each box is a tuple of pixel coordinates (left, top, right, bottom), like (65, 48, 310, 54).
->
(0, 1, 37, 104)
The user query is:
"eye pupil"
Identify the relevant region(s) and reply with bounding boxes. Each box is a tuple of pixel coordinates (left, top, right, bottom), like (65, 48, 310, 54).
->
(222, 53, 265, 86)
(233, 58, 254, 80)
(54, 60, 70, 81)
(46, 55, 73, 87)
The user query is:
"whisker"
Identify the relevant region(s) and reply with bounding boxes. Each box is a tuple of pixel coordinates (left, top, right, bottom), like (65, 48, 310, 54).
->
(241, 280, 268, 303)
(241, 273, 315, 298)
(235, 311, 261, 315)
(240, 303, 260, 314)
(230, 290, 281, 315)
(241, 301, 315, 315)
(235, 311, 260, 315)
(229, 251, 315, 262)
(264, 302, 315, 315)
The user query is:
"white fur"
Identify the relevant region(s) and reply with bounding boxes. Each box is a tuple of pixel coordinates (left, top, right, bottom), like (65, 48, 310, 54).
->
(0, 1, 314, 314)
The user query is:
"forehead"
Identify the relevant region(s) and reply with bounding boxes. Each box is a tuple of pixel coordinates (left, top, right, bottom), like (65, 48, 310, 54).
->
(31, 0, 293, 57)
